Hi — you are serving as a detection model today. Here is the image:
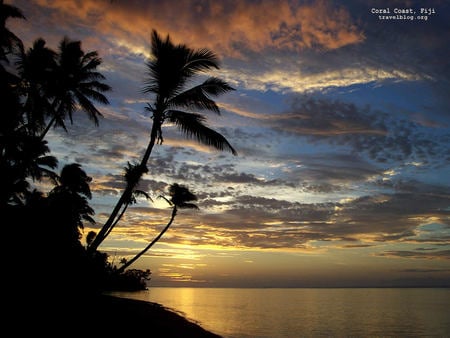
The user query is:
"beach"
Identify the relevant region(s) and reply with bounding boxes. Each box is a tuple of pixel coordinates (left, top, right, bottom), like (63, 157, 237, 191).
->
(88, 294, 223, 337)
(9, 293, 222, 337)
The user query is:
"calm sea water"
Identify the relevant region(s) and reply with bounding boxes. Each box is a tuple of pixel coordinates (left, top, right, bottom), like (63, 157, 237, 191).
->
(109, 287, 450, 337)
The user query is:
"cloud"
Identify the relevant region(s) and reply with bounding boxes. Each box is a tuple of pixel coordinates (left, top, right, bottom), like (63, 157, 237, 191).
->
(12, 0, 449, 100)
(126, 187, 449, 250)
(376, 250, 450, 260)
(86, 159, 450, 253)
(165, 1, 361, 53)
(11, 1, 449, 279)
(262, 95, 450, 164)
(400, 268, 450, 273)
(220, 63, 421, 95)
(359, 0, 450, 83)
(16, 0, 364, 56)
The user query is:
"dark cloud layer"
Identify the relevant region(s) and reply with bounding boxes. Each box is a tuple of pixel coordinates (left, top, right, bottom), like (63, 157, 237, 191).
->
(267, 96, 450, 165)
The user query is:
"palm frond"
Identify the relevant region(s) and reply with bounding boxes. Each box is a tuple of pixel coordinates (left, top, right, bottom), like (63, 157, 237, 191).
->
(157, 195, 172, 206)
(134, 189, 153, 202)
(79, 85, 111, 104)
(182, 48, 219, 75)
(36, 154, 58, 169)
(166, 183, 199, 209)
(81, 70, 107, 82)
(169, 77, 235, 113)
(82, 214, 96, 225)
(167, 110, 237, 155)
(178, 202, 199, 210)
(169, 87, 219, 113)
(200, 77, 235, 95)
(56, 163, 92, 199)
(123, 161, 148, 189)
(81, 51, 103, 71)
(144, 30, 222, 99)
(144, 30, 186, 96)
(74, 91, 103, 125)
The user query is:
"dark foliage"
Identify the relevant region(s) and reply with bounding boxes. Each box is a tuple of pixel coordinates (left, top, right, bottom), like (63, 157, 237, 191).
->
(104, 268, 151, 291)
(1, 3, 147, 297)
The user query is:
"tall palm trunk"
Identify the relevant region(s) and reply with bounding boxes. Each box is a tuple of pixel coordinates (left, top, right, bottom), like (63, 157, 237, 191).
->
(88, 117, 161, 252)
(88, 30, 236, 253)
(117, 206, 177, 273)
(104, 201, 130, 239)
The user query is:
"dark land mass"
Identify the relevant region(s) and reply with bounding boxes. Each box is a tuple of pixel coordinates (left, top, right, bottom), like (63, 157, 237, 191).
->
(92, 294, 223, 337)
(9, 293, 223, 337)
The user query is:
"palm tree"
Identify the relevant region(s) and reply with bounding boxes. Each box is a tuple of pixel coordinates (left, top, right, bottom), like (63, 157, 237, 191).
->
(47, 163, 95, 243)
(42, 163, 98, 298)
(16, 38, 57, 134)
(102, 161, 152, 240)
(0, 129, 58, 207)
(39, 37, 111, 140)
(88, 29, 237, 252)
(117, 183, 198, 273)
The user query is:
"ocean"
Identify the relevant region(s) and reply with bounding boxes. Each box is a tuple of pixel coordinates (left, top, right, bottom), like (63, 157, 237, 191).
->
(109, 287, 450, 337)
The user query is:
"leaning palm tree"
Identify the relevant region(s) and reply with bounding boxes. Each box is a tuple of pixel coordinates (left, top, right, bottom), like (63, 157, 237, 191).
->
(88, 29, 236, 252)
(102, 161, 152, 240)
(117, 183, 198, 273)
(39, 37, 111, 140)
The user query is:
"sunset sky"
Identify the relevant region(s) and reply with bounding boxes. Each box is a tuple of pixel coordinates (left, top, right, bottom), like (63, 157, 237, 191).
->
(9, 0, 449, 287)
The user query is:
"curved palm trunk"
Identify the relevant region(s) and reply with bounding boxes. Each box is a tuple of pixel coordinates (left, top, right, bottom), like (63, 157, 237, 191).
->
(87, 184, 132, 252)
(117, 206, 177, 273)
(88, 118, 160, 252)
(104, 201, 130, 239)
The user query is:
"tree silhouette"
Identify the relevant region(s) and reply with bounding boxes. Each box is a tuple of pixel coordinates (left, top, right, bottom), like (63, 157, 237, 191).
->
(0, 133, 58, 206)
(47, 163, 95, 244)
(39, 37, 112, 140)
(16, 38, 57, 134)
(103, 161, 152, 240)
(1, 3, 151, 299)
(117, 183, 198, 273)
(0, 1, 28, 207)
(3, 3, 238, 294)
(89, 29, 237, 252)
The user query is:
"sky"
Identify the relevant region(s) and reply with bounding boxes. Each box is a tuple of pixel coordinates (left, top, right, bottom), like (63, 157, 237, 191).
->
(9, 0, 450, 287)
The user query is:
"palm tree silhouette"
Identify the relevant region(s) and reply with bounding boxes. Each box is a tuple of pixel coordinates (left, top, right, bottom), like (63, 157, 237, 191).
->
(89, 29, 237, 252)
(47, 163, 95, 243)
(0, 129, 58, 206)
(117, 183, 198, 273)
(39, 37, 111, 140)
(102, 161, 152, 240)
(16, 38, 57, 134)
